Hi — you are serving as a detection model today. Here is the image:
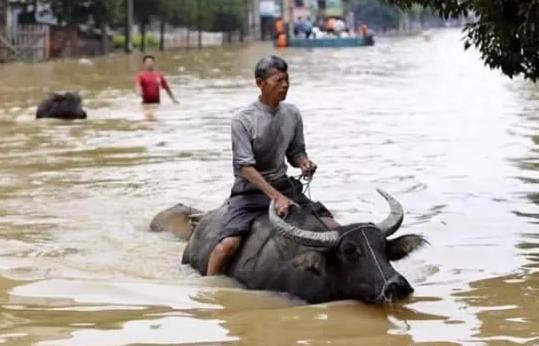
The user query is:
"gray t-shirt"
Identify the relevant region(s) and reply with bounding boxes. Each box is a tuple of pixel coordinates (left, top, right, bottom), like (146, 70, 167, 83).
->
(230, 100, 307, 195)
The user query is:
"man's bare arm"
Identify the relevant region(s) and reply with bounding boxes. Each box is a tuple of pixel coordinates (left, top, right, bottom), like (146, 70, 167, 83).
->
(165, 87, 179, 103)
(161, 76, 179, 103)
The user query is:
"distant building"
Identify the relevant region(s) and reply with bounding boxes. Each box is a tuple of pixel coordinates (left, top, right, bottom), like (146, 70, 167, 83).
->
(0, 0, 113, 62)
(0, 0, 52, 61)
(260, 0, 277, 40)
(290, 0, 345, 20)
(3, 0, 56, 31)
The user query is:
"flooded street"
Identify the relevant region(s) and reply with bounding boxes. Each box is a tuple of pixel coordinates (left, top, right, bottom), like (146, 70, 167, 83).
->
(1, 28, 538, 345)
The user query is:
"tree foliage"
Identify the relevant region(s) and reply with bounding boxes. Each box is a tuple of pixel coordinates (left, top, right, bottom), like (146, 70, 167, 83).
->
(144, 0, 246, 32)
(46, 0, 247, 33)
(211, 0, 246, 33)
(45, 0, 247, 51)
(45, 0, 123, 27)
(90, 0, 123, 28)
(348, 0, 443, 31)
(43, 0, 539, 81)
(349, 0, 401, 30)
(388, 0, 539, 82)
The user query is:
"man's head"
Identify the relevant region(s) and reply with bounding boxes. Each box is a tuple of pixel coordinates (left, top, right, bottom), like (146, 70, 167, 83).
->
(143, 55, 156, 71)
(255, 55, 289, 106)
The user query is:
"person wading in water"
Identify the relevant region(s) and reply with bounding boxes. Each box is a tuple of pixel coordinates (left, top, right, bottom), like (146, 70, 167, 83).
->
(136, 55, 178, 120)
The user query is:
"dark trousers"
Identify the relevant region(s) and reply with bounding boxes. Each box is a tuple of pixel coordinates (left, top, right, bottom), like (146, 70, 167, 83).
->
(219, 177, 332, 242)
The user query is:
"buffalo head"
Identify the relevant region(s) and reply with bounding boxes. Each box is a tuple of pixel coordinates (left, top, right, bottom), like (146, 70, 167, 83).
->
(269, 189, 427, 304)
(36, 92, 87, 119)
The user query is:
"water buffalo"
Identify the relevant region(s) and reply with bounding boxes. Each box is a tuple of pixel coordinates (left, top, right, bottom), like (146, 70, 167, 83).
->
(36, 92, 87, 119)
(157, 190, 427, 304)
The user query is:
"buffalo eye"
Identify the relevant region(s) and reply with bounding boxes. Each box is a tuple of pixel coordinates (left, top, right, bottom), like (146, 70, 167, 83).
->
(341, 243, 361, 261)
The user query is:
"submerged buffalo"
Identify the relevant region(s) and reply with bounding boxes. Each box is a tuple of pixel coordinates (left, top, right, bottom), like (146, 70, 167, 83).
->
(36, 92, 87, 119)
(154, 190, 427, 304)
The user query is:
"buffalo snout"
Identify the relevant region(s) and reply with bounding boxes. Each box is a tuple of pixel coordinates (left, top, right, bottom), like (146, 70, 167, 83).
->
(382, 275, 413, 302)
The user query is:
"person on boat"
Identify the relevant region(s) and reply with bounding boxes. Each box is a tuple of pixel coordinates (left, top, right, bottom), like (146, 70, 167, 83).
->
(311, 26, 323, 39)
(340, 28, 351, 38)
(294, 17, 304, 37)
(359, 24, 369, 37)
(326, 17, 336, 35)
(317, 17, 327, 32)
(275, 17, 288, 47)
(275, 18, 286, 36)
(334, 18, 346, 36)
(205, 55, 339, 275)
(303, 17, 313, 39)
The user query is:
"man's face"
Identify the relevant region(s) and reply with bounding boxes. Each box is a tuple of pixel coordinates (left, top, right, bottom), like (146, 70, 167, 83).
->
(257, 68, 289, 103)
(143, 58, 155, 71)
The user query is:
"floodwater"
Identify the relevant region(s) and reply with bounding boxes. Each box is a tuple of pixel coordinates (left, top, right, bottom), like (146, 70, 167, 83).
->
(0, 28, 538, 345)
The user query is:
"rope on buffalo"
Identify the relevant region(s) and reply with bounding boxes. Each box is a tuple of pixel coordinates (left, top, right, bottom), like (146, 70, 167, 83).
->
(360, 228, 390, 298)
(288, 174, 332, 232)
(291, 175, 390, 299)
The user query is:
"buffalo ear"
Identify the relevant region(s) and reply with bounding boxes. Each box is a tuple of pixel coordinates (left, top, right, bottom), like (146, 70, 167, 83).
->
(386, 235, 428, 261)
(293, 251, 326, 276)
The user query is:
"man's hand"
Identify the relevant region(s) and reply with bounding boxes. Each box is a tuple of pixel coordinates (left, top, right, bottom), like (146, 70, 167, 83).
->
(299, 159, 317, 179)
(274, 194, 292, 217)
(240, 166, 292, 216)
(166, 89, 179, 104)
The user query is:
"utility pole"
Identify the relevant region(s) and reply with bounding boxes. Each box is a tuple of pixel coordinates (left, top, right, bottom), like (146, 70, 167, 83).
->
(0, 0, 8, 41)
(252, 0, 261, 41)
(0, 0, 6, 32)
(125, 0, 133, 53)
(246, 0, 261, 41)
(241, 0, 248, 41)
(245, 0, 252, 40)
(197, 0, 202, 49)
(284, 0, 294, 38)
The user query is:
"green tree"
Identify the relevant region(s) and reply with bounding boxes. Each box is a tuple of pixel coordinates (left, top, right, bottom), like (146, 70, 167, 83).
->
(388, 0, 539, 82)
(45, 0, 90, 29)
(162, 0, 208, 48)
(155, 0, 174, 50)
(46, 0, 123, 53)
(349, 0, 401, 30)
(89, 0, 123, 53)
(211, 0, 246, 41)
(165, 0, 198, 28)
(133, 0, 160, 51)
(348, 0, 443, 32)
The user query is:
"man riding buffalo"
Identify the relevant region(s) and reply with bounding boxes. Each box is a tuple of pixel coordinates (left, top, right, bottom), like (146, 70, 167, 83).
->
(206, 55, 339, 276)
(170, 56, 427, 304)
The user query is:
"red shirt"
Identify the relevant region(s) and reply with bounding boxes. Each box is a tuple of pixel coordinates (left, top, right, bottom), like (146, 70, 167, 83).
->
(137, 71, 169, 104)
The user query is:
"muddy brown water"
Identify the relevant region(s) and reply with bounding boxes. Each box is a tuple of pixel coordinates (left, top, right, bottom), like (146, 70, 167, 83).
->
(0, 29, 538, 345)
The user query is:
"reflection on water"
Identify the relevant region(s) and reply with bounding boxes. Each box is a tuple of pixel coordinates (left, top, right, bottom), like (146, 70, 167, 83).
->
(0, 29, 538, 345)
(455, 273, 539, 344)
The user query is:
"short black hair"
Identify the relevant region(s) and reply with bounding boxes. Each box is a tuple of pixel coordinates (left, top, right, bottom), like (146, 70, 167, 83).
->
(254, 55, 288, 79)
(143, 55, 156, 63)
